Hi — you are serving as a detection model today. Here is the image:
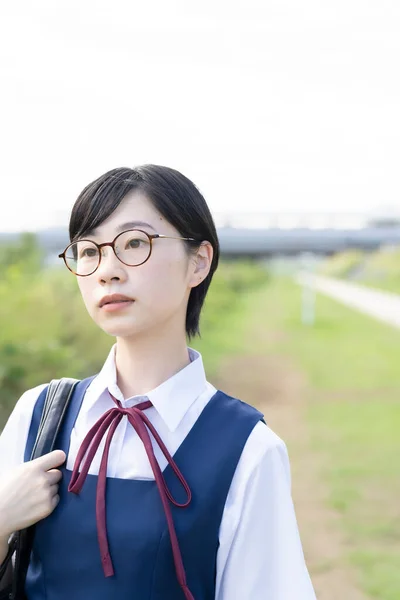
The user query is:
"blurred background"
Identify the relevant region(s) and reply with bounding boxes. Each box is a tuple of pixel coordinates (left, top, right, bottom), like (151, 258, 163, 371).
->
(1, 1, 400, 598)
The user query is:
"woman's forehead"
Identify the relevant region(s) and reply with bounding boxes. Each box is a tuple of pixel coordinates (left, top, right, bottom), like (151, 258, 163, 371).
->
(92, 192, 165, 237)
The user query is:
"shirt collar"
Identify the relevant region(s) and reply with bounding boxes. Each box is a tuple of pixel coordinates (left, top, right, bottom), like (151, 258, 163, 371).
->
(85, 344, 207, 432)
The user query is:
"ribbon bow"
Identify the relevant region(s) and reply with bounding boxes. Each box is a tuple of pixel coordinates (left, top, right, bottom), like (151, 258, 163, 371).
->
(68, 394, 195, 599)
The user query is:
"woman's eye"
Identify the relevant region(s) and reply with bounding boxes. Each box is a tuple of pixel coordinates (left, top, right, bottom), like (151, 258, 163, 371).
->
(80, 247, 97, 258)
(127, 238, 147, 249)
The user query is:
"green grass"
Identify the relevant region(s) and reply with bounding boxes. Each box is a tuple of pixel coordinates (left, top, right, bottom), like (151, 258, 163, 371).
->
(192, 260, 270, 376)
(351, 550, 400, 600)
(253, 276, 400, 600)
(192, 292, 252, 377)
(320, 246, 400, 296)
(362, 277, 400, 295)
(282, 284, 400, 390)
(318, 249, 365, 278)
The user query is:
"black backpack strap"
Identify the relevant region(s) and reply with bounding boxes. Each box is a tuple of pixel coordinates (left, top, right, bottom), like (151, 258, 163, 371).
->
(11, 378, 79, 600)
(31, 378, 79, 459)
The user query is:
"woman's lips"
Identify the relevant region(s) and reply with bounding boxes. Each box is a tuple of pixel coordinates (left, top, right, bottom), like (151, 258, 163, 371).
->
(100, 300, 134, 312)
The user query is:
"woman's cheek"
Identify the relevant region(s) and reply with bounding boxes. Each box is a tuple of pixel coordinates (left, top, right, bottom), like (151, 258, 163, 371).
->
(78, 280, 97, 320)
(156, 268, 184, 304)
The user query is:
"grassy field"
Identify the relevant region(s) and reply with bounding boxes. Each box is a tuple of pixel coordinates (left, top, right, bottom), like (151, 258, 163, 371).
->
(320, 247, 400, 295)
(318, 249, 366, 279)
(236, 277, 400, 600)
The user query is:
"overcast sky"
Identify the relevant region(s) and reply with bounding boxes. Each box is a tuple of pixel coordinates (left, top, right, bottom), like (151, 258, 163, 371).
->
(0, 0, 399, 232)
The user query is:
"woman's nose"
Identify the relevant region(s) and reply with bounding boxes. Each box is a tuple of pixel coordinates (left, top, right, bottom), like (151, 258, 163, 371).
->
(96, 247, 126, 281)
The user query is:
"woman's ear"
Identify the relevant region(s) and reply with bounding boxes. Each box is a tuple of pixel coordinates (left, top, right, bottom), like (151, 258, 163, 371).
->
(189, 241, 213, 288)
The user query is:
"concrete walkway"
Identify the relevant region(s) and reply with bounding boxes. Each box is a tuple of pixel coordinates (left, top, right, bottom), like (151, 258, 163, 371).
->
(296, 273, 400, 329)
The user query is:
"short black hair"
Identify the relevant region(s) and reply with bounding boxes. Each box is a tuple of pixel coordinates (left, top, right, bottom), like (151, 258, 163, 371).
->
(69, 165, 220, 339)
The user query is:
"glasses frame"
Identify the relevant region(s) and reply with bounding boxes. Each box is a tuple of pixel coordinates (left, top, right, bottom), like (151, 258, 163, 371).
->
(58, 228, 198, 276)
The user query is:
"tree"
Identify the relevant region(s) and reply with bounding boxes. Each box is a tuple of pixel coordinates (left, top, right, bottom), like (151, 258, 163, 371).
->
(0, 232, 44, 276)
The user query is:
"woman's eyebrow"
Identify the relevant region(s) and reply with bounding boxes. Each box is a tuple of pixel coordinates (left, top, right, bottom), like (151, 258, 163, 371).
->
(115, 221, 157, 234)
(87, 221, 157, 237)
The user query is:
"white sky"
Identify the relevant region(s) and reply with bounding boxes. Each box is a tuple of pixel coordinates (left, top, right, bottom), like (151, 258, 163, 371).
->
(0, 0, 400, 232)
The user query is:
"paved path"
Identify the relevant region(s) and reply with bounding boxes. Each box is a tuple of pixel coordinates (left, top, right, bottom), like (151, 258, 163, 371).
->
(296, 273, 400, 329)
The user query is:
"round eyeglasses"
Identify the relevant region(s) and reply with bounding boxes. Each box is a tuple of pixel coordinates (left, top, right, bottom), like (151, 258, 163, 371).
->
(58, 229, 197, 276)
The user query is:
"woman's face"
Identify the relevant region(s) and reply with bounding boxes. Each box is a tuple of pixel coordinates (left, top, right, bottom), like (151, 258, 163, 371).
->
(76, 190, 209, 340)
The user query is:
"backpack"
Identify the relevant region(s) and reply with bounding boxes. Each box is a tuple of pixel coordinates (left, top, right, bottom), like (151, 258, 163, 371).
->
(0, 379, 79, 600)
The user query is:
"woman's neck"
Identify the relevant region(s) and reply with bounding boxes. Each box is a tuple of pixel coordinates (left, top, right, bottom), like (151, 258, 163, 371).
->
(114, 332, 191, 399)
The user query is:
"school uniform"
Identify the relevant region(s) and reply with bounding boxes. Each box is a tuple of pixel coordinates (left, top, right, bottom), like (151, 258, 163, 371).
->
(0, 346, 316, 599)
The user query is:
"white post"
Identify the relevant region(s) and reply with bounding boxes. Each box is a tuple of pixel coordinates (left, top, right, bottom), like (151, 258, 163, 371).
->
(300, 252, 316, 325)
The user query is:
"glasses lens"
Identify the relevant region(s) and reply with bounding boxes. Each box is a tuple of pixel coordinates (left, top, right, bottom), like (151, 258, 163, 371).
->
(116, 230, 151, 266)
(65, 240, 100, 275)
(64, 230, 151, 275)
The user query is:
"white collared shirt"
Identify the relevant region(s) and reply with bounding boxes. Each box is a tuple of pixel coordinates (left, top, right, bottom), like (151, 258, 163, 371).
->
(0, 345, 316, 599)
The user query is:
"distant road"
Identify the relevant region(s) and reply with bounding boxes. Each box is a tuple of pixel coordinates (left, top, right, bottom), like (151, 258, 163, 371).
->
(296, 273, 400, 330)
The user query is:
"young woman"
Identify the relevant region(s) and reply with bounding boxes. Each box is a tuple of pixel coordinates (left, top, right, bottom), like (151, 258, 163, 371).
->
(0, 165, 316, 599)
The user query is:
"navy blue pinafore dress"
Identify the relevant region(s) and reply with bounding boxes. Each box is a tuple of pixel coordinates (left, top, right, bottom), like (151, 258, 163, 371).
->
(23, 377, 264, 599)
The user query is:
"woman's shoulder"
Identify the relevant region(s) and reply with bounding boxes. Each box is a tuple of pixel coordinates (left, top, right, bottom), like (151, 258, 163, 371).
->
(0, 383, 50, 474)
(214, 387, 288, 460)
(216, 387, 279, 433)
(13, 376, 93, 415)
(248, 419, 288, 459)
(9, 382, 51, 425)
(232, 420, 291, 492)
(2, 381, 54, 438)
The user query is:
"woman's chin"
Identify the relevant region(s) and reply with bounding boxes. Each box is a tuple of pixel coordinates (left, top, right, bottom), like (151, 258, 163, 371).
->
(98, 316, 150, 339)
(101, 324, 139, 338)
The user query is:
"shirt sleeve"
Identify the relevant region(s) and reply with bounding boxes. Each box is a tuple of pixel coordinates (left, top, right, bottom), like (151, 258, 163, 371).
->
(0, 384, 47, 477)
(216, 421, 316, 600)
